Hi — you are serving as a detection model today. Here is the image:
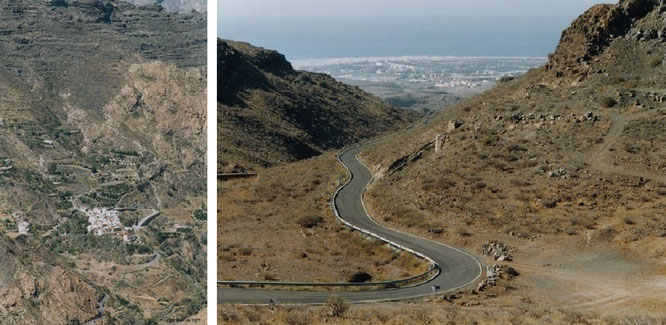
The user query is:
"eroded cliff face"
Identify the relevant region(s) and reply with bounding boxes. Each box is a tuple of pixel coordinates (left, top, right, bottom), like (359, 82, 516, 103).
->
(0, 236, 101, 325)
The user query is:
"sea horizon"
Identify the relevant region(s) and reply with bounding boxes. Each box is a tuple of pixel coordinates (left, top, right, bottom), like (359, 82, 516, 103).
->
(292, 55, 548, 69)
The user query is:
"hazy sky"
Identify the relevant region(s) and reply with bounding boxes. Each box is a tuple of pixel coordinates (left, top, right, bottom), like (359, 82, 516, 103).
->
(220, 0, 610, 60)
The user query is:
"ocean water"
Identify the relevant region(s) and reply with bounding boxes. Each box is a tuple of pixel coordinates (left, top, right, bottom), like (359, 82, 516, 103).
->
(219, 1, 604, 61)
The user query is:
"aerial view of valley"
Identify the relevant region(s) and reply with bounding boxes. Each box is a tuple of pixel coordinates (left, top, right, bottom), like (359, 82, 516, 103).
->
(0, 0, 207, 323)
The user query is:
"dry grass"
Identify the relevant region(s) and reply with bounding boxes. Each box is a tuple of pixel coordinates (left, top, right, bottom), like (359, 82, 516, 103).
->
(647, 56, 662, 68)
(220, 302, 666, 325)
(219, 153, 429, 283)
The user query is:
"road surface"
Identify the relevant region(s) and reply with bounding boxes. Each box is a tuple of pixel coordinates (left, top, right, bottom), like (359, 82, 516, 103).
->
(219, 142, 484, 304)
(82, 293, 108, 325)
(133, 209, 160, 230)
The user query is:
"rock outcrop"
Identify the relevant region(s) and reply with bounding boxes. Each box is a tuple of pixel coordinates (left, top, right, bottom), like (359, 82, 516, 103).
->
(546, 0, 662, 79)
(121, 0, 207, 13)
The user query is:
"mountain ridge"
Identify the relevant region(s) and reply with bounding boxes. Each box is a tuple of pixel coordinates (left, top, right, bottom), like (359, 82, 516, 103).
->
(218, 39, 419, 173)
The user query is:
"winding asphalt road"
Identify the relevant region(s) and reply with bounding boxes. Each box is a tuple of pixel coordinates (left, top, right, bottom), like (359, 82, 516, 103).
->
(219, 142, 484, 304)
(134, 209, 160, 230)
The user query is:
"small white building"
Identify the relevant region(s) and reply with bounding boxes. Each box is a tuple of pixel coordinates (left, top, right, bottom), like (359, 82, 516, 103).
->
(18, 221, 30, 235)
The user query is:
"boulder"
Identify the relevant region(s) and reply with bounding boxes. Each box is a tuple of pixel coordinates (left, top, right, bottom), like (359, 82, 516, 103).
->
(447, 120, 463, 133)
(481, 242, 512, 261)
(477, 281, 487, 291)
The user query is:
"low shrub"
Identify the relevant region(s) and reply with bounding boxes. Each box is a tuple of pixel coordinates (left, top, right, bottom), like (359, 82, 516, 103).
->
(238, 247, 253, 256)
(297, 215, 324, 228)
(601, 97, 617, 108)
(647, 56, 662, 68)
(326, 295, 349, 317)
(348, 271, 373, 283)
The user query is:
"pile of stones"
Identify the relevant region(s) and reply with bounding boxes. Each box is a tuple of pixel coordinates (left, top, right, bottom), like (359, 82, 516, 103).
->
(631, 28, 666, 41)
(647, 92, 665, 103)
(478, 264, 519, 291)
(504, 112, 600, 130)
(573, 112, 600, 123)
(481, 242, 512, 261)
(547, 168, 569, 178)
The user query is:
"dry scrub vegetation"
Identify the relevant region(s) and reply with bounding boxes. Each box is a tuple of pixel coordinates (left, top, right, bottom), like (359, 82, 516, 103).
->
(218, 153, 429, 283)
(220, 301, 665, 325)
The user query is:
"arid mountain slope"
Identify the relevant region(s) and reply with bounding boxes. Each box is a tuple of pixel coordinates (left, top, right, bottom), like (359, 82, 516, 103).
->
(218, 39, 418, 172)
(357, 0, 665, 319)
(218, 40, 426, 286)
(0, 0, 206, 227)
(0, 236, 101, 325)
(546, 0, 659, 80)
(0, 0, 206, 323)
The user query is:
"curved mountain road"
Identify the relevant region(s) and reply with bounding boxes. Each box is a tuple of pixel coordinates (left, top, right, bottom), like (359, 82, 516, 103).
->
(134, 209, 160, 230)
(82, 293, 108, 325)
(219, 142, 484, 304)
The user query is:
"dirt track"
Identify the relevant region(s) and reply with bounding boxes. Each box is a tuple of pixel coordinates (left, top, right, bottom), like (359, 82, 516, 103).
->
(584, 110, 666, 183)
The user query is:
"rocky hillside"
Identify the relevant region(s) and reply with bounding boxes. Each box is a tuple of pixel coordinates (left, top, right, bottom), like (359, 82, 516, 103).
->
(356, 0, 665, 318)
(0, 236, 101, 324)
(218, 39, 419, 172)
(121, 0, 206, 13)
(0, 0, 206, 223)
(0, 0, 206, 323)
